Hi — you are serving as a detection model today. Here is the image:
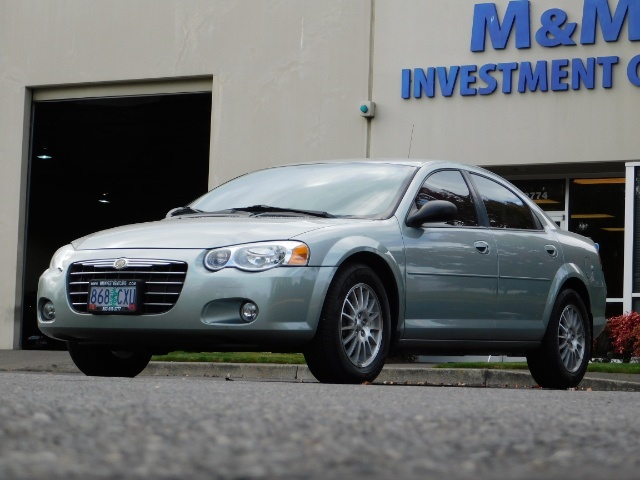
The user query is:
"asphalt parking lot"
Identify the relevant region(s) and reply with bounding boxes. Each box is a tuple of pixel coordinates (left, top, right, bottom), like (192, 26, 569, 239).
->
(2, 370, 640, 480)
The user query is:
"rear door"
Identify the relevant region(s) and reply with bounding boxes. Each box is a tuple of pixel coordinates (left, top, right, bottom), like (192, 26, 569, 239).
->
(469, 173, 563, 340)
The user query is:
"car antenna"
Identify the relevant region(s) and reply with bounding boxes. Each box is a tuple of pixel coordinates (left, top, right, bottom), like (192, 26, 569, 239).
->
(408, 124, 414, 158)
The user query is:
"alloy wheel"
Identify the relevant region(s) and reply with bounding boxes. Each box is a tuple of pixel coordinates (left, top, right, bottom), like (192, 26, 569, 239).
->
(340, 283, 383, 368)
(558, 304, 586, 373)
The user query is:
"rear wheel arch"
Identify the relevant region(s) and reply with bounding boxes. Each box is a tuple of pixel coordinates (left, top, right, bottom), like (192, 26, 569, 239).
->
(527, 288, 592, 388)
(558, 277, 593, 337)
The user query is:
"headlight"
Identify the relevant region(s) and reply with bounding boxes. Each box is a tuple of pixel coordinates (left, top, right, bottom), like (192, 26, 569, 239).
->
(49, 244, 75, 272)
(204, 241, 309, 272)
(235, 245, 287, 270)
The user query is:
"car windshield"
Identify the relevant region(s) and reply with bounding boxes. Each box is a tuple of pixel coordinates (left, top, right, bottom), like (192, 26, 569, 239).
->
(189, 163, 418, 218)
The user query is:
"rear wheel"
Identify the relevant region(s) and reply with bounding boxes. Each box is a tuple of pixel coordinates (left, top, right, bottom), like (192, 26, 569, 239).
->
(527, 289, 591, 389)
(304, 263, 390, 384)
(67, 342, 152, 378)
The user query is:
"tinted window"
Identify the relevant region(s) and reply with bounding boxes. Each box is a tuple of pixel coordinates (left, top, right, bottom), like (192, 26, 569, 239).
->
(471, 174, 537, 229)
(415, 170, 479, 227)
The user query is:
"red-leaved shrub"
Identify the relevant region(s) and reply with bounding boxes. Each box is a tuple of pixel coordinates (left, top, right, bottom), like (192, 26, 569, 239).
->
(605, 311, 640, 360)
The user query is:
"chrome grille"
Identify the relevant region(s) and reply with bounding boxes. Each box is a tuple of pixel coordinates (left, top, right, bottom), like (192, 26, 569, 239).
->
(67, 259, 188, 314)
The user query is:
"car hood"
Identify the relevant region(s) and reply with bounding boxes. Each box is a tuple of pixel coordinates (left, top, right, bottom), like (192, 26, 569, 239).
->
(71, 216, 343, 250)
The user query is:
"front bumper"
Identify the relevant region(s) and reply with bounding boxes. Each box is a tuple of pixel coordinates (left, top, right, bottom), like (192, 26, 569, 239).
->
(37, 248, 333, 351)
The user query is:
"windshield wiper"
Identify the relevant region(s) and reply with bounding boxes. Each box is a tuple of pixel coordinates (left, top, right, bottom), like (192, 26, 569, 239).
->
(231, 205, 335, 218)
(169, 206, 205, 217)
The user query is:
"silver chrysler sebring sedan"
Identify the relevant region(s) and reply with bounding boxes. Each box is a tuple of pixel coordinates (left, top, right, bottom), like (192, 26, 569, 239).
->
(37, 160, 606, 388)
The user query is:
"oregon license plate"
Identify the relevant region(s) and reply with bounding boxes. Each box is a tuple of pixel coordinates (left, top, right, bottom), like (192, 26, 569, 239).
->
(88, 280, 141, 313)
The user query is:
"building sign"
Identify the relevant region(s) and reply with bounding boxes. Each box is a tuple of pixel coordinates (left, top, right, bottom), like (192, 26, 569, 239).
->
(401, 0, 640, 99)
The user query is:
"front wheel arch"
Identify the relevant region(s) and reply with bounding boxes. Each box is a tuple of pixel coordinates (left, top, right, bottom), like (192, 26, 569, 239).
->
(331, 252, 401, 348)
(304, 262, 391, 384)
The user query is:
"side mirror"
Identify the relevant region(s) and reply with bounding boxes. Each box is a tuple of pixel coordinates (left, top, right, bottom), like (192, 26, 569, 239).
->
(406, 200, 457, 227)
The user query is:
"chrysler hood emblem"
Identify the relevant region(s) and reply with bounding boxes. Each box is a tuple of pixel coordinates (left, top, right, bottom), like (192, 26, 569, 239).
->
(114, 258, 128, 270)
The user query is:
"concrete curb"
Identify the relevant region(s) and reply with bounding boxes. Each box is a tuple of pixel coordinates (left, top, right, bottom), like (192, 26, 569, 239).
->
(5, 360, 640, 391)
(143, 363, 640, 391)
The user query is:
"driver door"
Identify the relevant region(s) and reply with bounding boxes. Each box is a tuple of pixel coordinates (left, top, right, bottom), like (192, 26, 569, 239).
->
(402, 169, 498, 340)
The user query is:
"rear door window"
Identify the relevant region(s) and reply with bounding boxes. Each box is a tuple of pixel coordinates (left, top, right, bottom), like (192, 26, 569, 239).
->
(470, 174, 538, 230)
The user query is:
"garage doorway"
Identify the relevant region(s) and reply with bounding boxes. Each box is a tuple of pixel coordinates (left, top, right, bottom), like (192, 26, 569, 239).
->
(22, 90, 212, 348)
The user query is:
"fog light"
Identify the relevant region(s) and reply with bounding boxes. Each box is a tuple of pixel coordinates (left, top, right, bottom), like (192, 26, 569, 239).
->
(240, 302, 258, 323)
(42, 301, 56, 321)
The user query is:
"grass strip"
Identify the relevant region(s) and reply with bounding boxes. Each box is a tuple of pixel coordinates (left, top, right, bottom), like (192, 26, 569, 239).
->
(152, 352, 640, 374)
(152, 351, 306, 364)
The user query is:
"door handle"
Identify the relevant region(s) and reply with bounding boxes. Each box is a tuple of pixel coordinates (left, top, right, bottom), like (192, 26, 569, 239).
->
(474, 241, 490, 254)
(545, 244, 558, 257)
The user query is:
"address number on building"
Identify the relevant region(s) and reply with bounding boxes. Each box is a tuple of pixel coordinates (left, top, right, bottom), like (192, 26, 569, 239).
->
(524, 191, 549, 200)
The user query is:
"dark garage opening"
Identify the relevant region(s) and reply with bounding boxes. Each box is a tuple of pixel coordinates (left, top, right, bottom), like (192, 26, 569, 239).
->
(22, 92, 212, 348)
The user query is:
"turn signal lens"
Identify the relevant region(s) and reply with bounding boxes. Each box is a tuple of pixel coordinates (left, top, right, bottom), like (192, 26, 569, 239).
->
(288, 244, 309, 265)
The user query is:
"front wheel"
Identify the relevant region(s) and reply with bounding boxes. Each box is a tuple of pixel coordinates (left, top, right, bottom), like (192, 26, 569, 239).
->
(67, 342, 152, 378)
(527, 289, 591, 389)
(304, 263, 391, 384)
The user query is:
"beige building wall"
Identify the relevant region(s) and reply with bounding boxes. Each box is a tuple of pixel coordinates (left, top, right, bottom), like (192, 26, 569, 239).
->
(0, 0, 373, 348)
(371, 0, 640, 166)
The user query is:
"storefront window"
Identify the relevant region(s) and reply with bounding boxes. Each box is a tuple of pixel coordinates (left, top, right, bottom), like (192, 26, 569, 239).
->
(607, 302, 623, 320)
(569, 178, 625, 299)
(634, 168, 640, 295)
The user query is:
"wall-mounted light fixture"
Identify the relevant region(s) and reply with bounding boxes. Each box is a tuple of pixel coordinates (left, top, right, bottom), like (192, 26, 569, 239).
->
(359, 101, 376, 118)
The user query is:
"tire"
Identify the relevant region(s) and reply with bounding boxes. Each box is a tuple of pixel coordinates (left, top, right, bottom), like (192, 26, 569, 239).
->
(67, 342, 152, 378)
(526, 289, 591, 389)
(304, 263, 391, 384)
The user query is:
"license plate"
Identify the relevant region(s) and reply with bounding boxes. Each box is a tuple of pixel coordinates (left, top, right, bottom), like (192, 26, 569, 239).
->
(88, 280, 141, 314)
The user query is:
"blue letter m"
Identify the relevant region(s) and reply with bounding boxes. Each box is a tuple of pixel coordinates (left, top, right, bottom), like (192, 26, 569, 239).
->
(581, 0, 640, 44)
(471, 1, 531, 52)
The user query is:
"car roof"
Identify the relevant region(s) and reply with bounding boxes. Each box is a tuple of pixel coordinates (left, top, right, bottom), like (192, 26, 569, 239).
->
(275, 159, 458, 169)
(276, 159, 501, 176)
